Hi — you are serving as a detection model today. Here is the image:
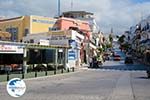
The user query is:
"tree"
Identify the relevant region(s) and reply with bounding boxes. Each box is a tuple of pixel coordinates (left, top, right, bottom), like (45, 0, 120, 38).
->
(118, 35, 125, 44)
(109, 34, 113, 48)
(106, 43, 112, 49)
(98, 47, 103, 54)
(109, 34, 113, 43)
(116, 35, 119, 39)
(120, 42, 130, 52)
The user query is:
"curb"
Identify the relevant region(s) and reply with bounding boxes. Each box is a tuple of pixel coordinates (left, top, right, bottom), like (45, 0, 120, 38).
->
(0, 69, 85, 85)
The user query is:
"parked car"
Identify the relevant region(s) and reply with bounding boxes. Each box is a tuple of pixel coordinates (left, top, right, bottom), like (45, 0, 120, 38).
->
(0, 65, 12, 74)
(113, 54, 121, 61)
(103, 53, 111, 60)
(125, 56, 133, 64)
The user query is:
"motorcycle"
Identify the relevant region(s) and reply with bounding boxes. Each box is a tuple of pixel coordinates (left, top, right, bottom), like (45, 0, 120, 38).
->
(97, 60, 103, 67)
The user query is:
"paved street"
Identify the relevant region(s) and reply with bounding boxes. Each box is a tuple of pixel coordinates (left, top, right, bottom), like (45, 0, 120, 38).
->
(0, 1, 150, 100)
(0, 58, 150, 100)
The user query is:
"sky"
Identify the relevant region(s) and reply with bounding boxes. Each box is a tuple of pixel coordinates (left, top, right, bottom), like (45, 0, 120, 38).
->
(0, 0, 150, 35)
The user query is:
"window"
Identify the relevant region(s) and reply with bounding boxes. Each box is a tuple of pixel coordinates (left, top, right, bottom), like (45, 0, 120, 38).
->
(49, 27, 59, 31)
(24, 29, 29, 36)
(30, 39, 34, 43)
(6, 27, 18, 41)
(12, 28, 18, 41)
(6, 28, 10, 32)
(49, 27, 53, 31)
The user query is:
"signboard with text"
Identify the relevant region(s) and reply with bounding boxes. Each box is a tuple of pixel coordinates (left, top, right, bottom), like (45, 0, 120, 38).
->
(68, 49, 76, 60)
(0, 44, 24, 54)
(40, 39, 49, 46)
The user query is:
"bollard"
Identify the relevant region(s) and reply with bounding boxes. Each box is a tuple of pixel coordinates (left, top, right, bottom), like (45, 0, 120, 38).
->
(72, 67, 75, 72)
(45, 70, 47, 76)
(35, 71, 37, 77)
(54, 69, 56, 75)
(7, 71, 10, 81)
(61, 68, 63, 73)
(67, 68, 70, 73)
(22, 71, 25, 79)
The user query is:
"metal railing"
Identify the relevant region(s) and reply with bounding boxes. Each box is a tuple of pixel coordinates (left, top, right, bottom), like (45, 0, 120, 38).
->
(0, 67, 75, 82)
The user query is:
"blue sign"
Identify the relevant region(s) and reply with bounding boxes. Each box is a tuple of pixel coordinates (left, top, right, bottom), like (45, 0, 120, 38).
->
(7, 78, 26, 97)
(69, 40, 77, 49)
(68, 50, 76, 60)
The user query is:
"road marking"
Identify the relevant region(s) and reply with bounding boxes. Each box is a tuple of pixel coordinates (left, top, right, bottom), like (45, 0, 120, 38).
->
(87, 68, 146, 72)
(108, 72, 134, 100)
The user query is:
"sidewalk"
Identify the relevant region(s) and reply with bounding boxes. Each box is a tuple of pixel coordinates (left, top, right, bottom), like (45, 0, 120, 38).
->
(80, 63, 89, 70)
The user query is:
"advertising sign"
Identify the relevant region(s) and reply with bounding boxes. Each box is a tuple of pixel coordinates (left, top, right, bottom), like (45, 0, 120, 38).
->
(0, 44, 24, 54)
(69, 40, 77, 49)
(68, 49, 76, 60)
(40, 39, 49, 46)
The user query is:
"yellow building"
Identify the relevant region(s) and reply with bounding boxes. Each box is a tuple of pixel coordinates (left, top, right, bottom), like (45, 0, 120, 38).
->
(0, 15, 57, 42)
(0, 31, 11, 41)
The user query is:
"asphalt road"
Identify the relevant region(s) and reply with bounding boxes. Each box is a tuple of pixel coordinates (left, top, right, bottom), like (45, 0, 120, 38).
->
(0, 59, 150, 100)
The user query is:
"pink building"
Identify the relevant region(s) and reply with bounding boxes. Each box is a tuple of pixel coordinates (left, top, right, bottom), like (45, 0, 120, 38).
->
(57, 17, 91, 64)
(57, 17, 91, 38)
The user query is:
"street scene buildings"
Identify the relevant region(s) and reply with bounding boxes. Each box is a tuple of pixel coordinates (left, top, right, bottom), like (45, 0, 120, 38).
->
(0, 11, 105, 73)
(0, 0, 150, 100)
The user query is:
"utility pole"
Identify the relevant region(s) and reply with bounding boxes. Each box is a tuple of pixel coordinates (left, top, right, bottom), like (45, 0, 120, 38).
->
(71, 0, 73, 11)
(58, 0, 61, 17)
(111, 27, 113, 34)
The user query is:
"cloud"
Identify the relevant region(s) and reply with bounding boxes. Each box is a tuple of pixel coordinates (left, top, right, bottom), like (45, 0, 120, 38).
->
(0, 0, 150, 34)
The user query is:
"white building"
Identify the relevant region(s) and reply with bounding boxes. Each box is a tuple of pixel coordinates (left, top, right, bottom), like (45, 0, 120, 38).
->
(62, 11, 99, 34)
(23, 30, 84, 68)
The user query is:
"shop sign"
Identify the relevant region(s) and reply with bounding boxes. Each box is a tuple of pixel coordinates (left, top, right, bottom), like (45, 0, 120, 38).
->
(68, 49, 76, 60)
(0, 44, 24, 54)
(32, 19, 56, 24)
(50, 35, 70, 40)
(49, 40, 68, 46)
(40, 39, 49, 46)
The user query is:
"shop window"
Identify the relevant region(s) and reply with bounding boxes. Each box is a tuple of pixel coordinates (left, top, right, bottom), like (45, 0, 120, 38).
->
(30, 39, 34, 43)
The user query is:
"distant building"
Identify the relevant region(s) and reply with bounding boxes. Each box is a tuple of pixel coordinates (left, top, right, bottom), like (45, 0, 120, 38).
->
(57, 17, 91, 38)
(62, 11, 99, 33)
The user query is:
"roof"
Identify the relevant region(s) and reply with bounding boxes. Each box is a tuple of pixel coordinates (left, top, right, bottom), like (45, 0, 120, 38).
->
(58, 17, 89, 24)
(26, 44, 71, 49)
(0, 16, 23, 22)
(0, 41, 70, 49)
(62, 11, 94, 15)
